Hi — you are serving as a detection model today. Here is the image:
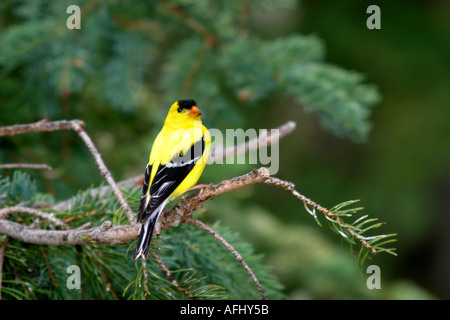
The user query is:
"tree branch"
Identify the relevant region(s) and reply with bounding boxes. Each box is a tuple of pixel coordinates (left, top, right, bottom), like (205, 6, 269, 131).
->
(0, 168, 271, 245)
(156, 167, 271, 235)
(0, 219, 138, 245)
(0, 206, 68, 229)
(0, 119, 136, 224)
(70, 121, 136, 224)
(0, 119, 85, 136)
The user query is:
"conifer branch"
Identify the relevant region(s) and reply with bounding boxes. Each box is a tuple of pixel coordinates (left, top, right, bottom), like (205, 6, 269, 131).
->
(0, 118, 396, 298)
(0, 165, 397, 297)
(262, 177, 397, 267)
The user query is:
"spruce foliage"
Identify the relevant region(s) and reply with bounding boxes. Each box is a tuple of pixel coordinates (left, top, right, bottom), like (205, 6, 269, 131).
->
(0, 0, 379, 140)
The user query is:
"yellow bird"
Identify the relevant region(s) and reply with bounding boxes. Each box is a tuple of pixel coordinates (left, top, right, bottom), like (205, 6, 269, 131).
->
(132, 99, 211, 261)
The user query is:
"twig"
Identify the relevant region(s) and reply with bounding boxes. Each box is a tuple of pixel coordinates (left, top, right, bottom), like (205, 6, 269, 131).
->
(187, 217, 267, 300)
(0, 119, 135, 224)
(157, 167, 271, 233)
(0, 119, 84, 136)
(263, 177, 377, 255)
(150, 251, 195, 300)
(70, 121, 136, 224)
(0, 219, 139, 245)
(0, 206, 68, 229)
(0, 164, 52, 171)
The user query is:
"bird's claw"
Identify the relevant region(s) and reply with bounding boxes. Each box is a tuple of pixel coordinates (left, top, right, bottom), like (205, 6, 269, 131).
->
(188, 183, 213, 201)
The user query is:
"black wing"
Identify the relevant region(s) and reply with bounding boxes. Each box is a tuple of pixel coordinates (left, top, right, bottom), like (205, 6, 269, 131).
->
(137, 136, 205, 223)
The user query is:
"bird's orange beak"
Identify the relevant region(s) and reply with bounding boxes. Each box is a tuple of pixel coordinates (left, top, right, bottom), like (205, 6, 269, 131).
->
(189, 106, 202, 118)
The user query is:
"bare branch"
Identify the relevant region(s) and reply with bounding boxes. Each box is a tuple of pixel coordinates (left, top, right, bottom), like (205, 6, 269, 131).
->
(70, 121, 136, 224)
(156, 167, 271, 234)
(0, 206, 68, 229)
(0, 164, 52, 171)
(187, 217, 267, 300)
(0, 169, 270, 248)
(0, 119, 85, 136)
(0, 219, 138, 245)
(0, 119, 135, 224)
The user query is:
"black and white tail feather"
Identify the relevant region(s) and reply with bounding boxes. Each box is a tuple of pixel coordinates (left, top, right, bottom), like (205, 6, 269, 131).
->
(132, 198, 167, 261)
(132, 135, 206, 261)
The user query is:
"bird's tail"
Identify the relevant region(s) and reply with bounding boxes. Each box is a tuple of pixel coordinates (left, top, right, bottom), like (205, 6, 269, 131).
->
(132, 206, 164, 261)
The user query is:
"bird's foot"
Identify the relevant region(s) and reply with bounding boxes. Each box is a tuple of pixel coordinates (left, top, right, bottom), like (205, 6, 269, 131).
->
(188, 183, 213, 201)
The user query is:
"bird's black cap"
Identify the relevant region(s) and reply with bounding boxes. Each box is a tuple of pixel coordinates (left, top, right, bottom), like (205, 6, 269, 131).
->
(177, 99, 197, 110)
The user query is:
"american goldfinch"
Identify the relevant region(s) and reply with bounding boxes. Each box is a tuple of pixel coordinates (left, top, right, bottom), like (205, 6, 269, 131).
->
(132, 99, 211, 261)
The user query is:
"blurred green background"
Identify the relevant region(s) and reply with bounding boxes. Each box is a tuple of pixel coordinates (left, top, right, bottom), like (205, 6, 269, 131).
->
(0, 0, 449, 299)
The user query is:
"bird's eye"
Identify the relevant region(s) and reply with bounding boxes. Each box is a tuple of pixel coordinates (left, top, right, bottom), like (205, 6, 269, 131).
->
(177, 107, 182, 113)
